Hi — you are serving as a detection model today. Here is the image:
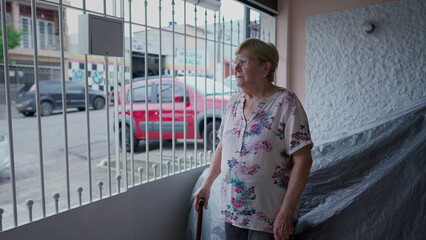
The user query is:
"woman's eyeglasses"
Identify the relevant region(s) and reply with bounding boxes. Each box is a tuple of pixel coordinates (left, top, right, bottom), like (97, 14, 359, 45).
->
(232, 58, 250, 68)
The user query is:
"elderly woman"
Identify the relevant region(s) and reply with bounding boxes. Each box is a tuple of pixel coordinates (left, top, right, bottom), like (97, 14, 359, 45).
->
(194, 38, 313, 240)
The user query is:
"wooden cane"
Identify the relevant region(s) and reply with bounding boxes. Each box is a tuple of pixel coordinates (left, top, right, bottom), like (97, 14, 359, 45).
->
(196, 198, 205, 240)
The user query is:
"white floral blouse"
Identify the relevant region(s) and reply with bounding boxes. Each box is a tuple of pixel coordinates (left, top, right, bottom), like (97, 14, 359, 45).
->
(217, 88, 313, 233)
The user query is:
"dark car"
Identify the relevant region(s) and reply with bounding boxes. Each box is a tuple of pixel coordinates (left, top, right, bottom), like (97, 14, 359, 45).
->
(14, 80, 106, 116)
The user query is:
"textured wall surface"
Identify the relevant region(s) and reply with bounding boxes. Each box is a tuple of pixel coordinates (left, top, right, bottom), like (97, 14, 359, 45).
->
(305, 0, 426, 143)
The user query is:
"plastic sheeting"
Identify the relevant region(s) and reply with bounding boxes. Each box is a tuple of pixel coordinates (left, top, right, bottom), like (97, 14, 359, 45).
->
(187, 98, 426, 240)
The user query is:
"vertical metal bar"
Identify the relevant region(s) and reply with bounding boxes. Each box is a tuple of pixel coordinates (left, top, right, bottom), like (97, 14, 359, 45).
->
(105, 56, 112, 195)
(112, 0, 120, 190)
(82, 0, 93, 203)
(138, 167, 143, 184)
(31, 0, 47, 217)
(58, 0, 71, 209)
(97, 181, 103, 200)
(77, 187, 83, 206)
(144, 0, 150, 181)
(152, 164, 158, 180)
(128, 0, 135, 186)
(221, 16, 225, 115)
(102, 0, 112, 196)
(1, 0, 18, 226)
(244, 7, 250, 39)
(166, 160, 170, 176)
(158, 0, 163, 177)
(116, 175, 121, 193)
(171, 0, 176, 174)
(113, 65, 120, 179)
(189, 155, 193, 169)
(0, 208, 4, 231)
(183, 0, 187, 170)
(26, 200, 33, 222)
(212, 12, 216, 153)
(238, 21, 241, 45)
(120, 0, 128, 190)
(229, 20, 233, 94)
(53, 193, 60, 213)
(193, 5, 197, 168)
(178, 157, 182, 172)
(237, 20, 242, 91)
(104, 0, 107, 15)
(259, 15, 262, 40)
(203, 9, 207, 166)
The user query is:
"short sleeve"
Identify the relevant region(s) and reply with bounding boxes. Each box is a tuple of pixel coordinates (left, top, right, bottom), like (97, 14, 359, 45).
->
(216, 98, 230, 141)
(284, 95, 313, 155)
(217, 116, 225, 141)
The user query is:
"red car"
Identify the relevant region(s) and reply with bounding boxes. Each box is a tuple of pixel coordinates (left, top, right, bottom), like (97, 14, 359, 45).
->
(116, 76, 233, 152)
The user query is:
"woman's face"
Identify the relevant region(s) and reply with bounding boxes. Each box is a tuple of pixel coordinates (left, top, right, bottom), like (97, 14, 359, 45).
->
(233, 51, 266, 89)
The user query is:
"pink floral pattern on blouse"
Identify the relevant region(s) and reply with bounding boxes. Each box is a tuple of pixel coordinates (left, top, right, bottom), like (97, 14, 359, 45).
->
(218, 88, 312, 233)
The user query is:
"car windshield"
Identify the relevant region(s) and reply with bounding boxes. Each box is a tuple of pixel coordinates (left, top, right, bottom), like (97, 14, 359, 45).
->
(18, 83, 34, 93)
(178, 77, 234, 95)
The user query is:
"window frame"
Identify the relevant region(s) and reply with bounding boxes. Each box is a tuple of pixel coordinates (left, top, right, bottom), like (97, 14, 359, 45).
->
(20, 16, 55, 49)
(156, 81, 188, 103)
(131, 83, 154, 103)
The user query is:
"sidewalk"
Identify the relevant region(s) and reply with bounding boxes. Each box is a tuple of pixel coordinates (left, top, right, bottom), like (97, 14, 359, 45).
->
(98, 140, 211, 182)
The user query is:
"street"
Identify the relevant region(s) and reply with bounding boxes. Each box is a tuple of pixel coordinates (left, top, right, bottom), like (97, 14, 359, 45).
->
(0, 105, 208, 231)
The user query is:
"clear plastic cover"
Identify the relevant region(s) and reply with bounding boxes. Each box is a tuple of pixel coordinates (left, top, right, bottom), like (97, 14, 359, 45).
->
(187, 98, 426, 239)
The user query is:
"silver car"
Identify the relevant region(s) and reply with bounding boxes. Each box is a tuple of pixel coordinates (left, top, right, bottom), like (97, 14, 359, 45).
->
(0, 133, 10, 174)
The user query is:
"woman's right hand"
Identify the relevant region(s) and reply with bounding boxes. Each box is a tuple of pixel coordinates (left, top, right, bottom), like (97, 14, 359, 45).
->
(193, 141, 222, 212)
(193, 185, 211, 212)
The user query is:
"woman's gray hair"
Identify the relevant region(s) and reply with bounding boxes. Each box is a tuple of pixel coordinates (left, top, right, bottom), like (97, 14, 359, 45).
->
(235, 38, 279, 82)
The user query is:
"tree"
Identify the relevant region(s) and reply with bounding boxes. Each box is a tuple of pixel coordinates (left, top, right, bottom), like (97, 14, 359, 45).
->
(0, 24, 22, 63)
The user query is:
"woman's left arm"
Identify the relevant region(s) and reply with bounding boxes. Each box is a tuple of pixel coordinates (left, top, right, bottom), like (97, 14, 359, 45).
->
(273, 144, 313, 240)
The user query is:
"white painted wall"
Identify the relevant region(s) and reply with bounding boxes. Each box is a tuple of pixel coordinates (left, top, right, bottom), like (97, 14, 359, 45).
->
(305, 0, 426, 143)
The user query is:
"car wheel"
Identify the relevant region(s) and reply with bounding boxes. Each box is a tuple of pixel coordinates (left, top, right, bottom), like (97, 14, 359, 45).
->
(22, 111, 35, 117)
(40, 101, 53, 116)
(93, 97, 105, 110)
(206, 120, 220, 150)
(119, 125, 139, 152)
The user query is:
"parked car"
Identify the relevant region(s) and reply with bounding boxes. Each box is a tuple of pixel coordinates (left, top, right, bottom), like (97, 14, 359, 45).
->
(116, 76, 233, 151)
(14, 80, 106, 116)
(222, 75, 239, 92)
(0, 133, 10, 174)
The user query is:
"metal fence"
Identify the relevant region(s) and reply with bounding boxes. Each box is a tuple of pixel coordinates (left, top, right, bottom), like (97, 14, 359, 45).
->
(0, 64, 62, 104)
(0, 0, 275, 232)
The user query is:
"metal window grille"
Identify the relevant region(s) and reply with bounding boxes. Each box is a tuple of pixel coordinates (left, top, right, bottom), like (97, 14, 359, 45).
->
(0, 0, 275, 232)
